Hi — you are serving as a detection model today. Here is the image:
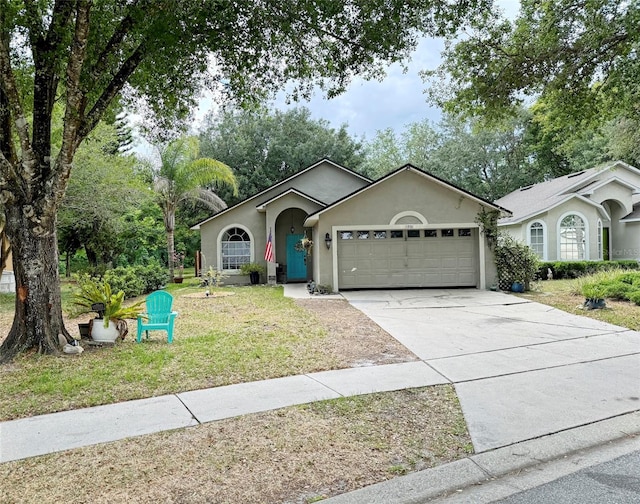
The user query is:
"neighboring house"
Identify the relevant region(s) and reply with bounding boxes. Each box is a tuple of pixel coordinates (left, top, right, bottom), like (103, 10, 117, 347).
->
(0, 246, 15, 294)
(193, 159, 506, 291)
(496, 161, 640, 262)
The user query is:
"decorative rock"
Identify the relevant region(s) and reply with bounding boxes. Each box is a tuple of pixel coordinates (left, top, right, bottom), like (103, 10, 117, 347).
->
(63, 343, 83, 354)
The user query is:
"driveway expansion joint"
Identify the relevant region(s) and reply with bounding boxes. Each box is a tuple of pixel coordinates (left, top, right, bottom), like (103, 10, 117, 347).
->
(174, 393, 202, 425)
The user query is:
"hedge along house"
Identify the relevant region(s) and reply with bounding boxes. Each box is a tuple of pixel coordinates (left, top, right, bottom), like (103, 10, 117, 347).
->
(193, 159, 508, 290)
(496, 161, 640, 262)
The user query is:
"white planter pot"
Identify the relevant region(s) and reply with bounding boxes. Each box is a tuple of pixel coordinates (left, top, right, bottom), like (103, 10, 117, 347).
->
(91, 319, 119, 343)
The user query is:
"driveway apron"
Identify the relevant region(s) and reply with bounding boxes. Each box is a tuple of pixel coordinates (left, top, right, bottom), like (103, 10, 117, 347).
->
(342, 289, 640, 453)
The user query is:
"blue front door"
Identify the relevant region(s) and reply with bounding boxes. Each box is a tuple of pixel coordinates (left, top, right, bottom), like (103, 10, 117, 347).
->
(286, 234, 307, 281)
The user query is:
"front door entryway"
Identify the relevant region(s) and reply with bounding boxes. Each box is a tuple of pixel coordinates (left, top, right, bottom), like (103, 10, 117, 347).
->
(286, 234, 307, 281)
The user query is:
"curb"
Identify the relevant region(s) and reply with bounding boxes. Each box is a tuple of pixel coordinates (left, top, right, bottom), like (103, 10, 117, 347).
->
(323, 411, 640, 503)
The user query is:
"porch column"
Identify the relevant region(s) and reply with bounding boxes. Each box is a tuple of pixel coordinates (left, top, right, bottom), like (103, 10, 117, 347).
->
(265, 210, 277, 285)
(478, 228, 486, 289)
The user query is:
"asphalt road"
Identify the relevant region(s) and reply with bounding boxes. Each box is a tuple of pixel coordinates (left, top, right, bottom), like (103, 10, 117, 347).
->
(495, 450, 640, 504)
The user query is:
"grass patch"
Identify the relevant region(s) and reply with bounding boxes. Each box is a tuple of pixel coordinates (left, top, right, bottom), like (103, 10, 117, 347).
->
(0, 386, 471, 504)
(0, 285, 341, 421)
(521, 278, 640, 330)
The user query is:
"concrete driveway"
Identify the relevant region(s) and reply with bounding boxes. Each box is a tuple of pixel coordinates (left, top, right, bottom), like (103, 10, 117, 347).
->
(342, 289, 640, 453)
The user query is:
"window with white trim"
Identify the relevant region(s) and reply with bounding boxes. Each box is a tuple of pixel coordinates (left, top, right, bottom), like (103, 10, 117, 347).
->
(597, 220, 603, 260)
(529, 222, 545, 259)
(221, 227, 251, 270)
(559, 214, 586, 260)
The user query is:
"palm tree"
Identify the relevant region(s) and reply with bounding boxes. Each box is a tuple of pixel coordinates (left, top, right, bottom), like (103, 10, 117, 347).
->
(149, 136, 237, 281)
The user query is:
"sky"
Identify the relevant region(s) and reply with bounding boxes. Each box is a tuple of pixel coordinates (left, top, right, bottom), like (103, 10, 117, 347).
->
(189, 1, 521, 143)
(136, 1, 520, 154)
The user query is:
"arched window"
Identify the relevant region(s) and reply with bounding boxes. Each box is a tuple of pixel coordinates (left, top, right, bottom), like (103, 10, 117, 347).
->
(559, 214, 586, 260)
(221, 227, 251, 270)
(528, 221, 545, 259)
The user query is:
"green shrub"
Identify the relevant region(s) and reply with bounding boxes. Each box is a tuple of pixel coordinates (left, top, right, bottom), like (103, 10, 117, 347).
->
(135, 262, 169, 292)
(539, 260, 640, 280)
(494, 233, 540, 291)
(104, 267, 145, 299)
(102, 263, 168, 298)
(574, 270, 640, 304)
(628, 291, 640, 305)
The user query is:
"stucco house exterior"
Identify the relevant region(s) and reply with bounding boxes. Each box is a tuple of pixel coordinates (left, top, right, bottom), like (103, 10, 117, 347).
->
(496, 161, 640, 262)
(193, 159, 506, 291)
(0, 225, 15, 293)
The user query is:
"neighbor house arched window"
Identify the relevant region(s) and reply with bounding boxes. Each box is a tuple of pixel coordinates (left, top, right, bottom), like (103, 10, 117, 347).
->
(559, 213, 587, 260)
(221, 227, 251, 270)
(527, 221, 546, 260)
(597, 220, 603, 260)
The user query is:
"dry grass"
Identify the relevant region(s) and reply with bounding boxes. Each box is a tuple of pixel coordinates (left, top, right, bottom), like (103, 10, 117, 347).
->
(0, 287, 417, 421)
(0, 386, 470, 504)
(521, 280, 640, 330)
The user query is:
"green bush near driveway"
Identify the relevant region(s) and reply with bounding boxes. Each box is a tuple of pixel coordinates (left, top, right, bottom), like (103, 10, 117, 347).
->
(538, 260, 640, 280)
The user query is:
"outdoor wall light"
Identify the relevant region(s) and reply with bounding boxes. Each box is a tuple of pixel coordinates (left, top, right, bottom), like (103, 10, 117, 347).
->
(290, 225, 295, 234)
(324, 232, 332, 249)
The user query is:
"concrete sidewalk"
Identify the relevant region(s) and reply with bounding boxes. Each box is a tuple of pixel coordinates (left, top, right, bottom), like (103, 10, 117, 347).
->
(0, 360, 447, 463)
(1, 285, 638, 504)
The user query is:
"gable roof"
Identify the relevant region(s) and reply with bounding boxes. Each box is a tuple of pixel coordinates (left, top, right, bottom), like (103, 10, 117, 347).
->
(621, 202, 640, 222)
(255, 188, 327, 211)
(496, 160, 640, 225)
(304, 164, 509, 226)
(191, 158, 371, 229)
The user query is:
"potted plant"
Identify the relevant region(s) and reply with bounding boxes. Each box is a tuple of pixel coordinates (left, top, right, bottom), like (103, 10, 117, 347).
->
(295, 234, 313, 256)
(511, 279, 525, 293)
(72, 274, 145, 342)
(240, 262, 265, 285)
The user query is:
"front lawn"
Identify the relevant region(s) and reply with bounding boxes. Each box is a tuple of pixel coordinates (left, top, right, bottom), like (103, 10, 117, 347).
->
(0, 283, 471, 504)
(0, 282, 415, 421)
(519, 278, 640, 330)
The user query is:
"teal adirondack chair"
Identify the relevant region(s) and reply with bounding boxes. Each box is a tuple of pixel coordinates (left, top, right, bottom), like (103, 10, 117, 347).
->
(136, 291, 178, 343)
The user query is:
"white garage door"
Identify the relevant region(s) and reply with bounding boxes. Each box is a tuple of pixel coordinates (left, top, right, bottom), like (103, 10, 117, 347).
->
(338, 228, 478, 289)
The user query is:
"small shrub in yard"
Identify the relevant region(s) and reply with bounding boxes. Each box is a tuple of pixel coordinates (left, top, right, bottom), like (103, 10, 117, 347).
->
(577, 271, 640, 305)
(103, 264, 169, 298)
(494, 233, 539, 291)
(135, 262, 169, 292)
(539, 260, 640, 280)
(104, 267, 145, 298)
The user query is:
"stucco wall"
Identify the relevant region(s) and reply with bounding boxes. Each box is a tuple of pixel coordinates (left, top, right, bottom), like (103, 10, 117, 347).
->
(197, 161, 368, 284)
(310, 170, 497, 289)
(502, 200, 603, 261)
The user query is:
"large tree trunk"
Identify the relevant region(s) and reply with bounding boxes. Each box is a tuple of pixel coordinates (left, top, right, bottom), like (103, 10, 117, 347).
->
(0, 205, 70, 363)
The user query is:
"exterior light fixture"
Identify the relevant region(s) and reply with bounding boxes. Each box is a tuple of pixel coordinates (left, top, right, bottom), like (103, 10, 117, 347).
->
(324, 232, 332, 249)
(290, 225, 295, 234)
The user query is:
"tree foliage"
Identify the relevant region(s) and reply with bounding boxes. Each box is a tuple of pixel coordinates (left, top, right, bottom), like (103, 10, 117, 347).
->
(143, 136, 237, 280)
(363, 111, 542, 200)
(200, 106, 365, 204)
(1, 0, 491, 360)
(58, 122, 148, 270)
(427, 0, 639, 126)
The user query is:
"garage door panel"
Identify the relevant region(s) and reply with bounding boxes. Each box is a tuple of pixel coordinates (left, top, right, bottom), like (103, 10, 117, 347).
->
(338, 228, 478, 289)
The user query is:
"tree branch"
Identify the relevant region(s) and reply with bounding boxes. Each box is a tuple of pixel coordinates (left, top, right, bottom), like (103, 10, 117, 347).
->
(78, 40, 147, 143)
(22, 0, 45, 48)
(59, 0, 92, 167)
(88, 0, 141, 82)
(0, 13, 36, 178)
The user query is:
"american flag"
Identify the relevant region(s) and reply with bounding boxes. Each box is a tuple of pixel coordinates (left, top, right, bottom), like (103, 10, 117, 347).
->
(264, 229, 274, 262)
